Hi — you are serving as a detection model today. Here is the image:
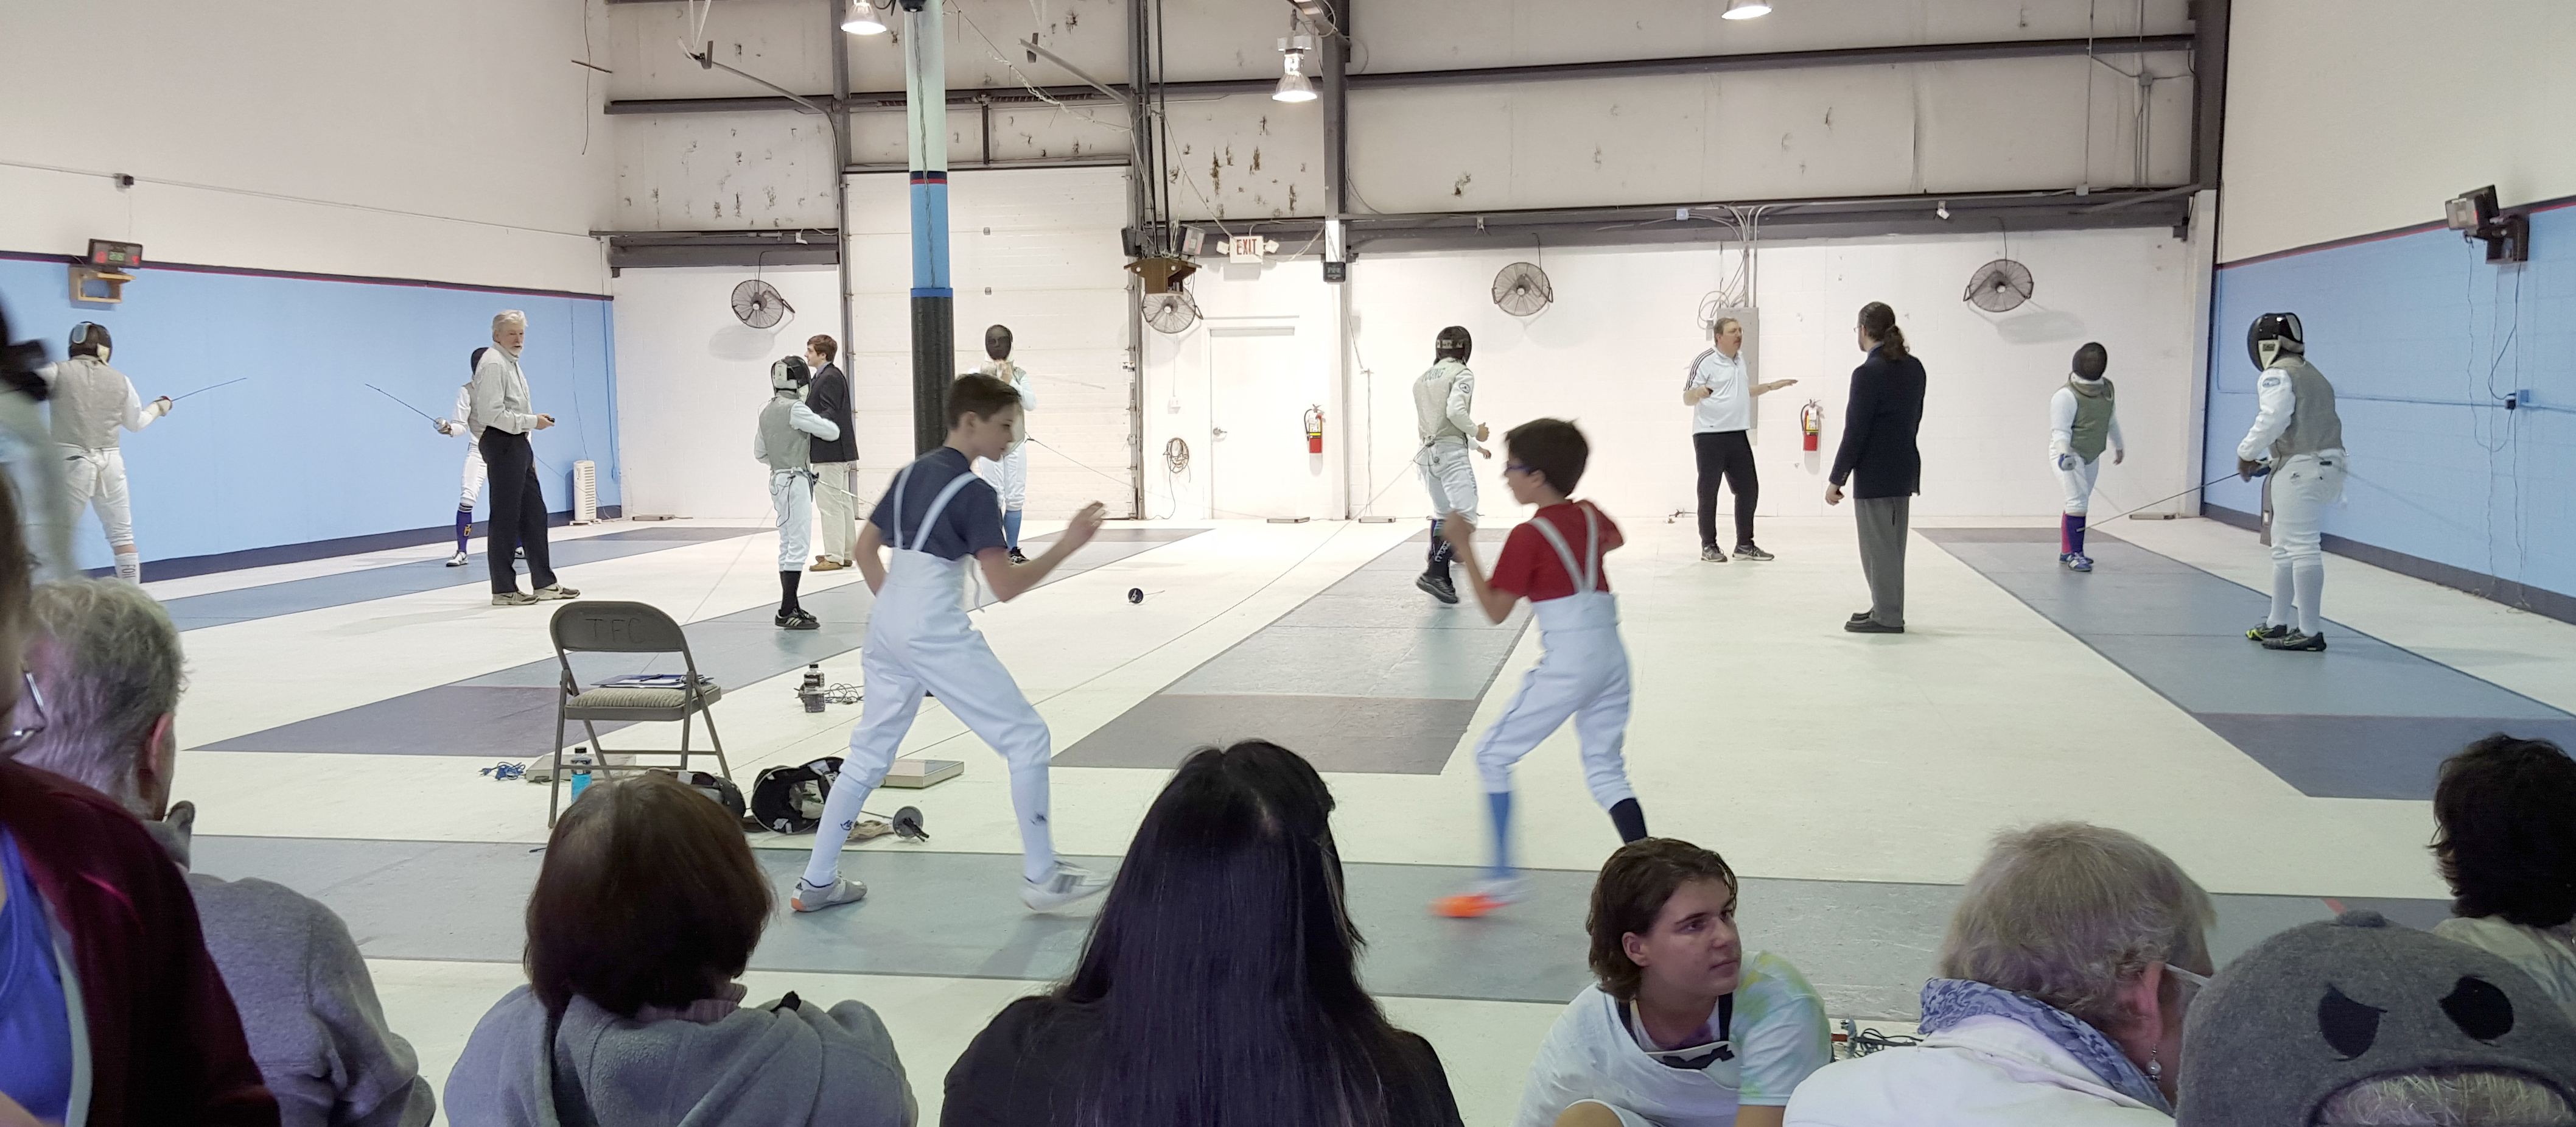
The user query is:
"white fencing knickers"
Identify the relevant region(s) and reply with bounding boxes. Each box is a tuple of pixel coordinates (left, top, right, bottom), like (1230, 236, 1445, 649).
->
(1471, 509, 1637, 810)
(802, 469, 1059, 889)
(1416, 437, 1480, 525)
(973, 443, 1029, 511)
(2054, 455, 2101, 516)
(2264, 451, 2347, 636)
(769, 469, 814, 571)
(459, 442, 489, 510)
(60, 445, 134, 549)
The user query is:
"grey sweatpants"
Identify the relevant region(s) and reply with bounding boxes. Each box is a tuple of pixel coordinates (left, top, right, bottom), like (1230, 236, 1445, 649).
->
(1855, 495, 1909, 628)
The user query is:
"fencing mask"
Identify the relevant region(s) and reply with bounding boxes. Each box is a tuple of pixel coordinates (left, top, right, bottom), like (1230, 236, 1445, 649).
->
(2072, 342, 2109, 381)
(1435, 325, 1472, 363)
(771, 354, 811, 392)
(2247, 312, 2304, 370)
(68, 321, 110, 362)
(985, 324, 1013, 362)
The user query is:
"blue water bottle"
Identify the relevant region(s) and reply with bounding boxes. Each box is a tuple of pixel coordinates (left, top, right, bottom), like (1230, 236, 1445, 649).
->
(568, 748, 593, 801)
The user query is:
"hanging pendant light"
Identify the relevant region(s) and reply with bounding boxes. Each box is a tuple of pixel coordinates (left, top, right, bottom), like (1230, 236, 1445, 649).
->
(1273, 35, 1317, 103)
(842, 1, 887, 35)
(1721, 0, 1772, 19)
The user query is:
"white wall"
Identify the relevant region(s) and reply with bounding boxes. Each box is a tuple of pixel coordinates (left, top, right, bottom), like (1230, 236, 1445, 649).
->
(2219, 0, 2576, 261)
(1, 0, 615, 292)
(615, 167, 1133, 519)
(1144, 228, 2200, 523)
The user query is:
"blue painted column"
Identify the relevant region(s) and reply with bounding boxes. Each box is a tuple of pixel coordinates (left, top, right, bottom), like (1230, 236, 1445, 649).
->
(905, 0, 953, 454)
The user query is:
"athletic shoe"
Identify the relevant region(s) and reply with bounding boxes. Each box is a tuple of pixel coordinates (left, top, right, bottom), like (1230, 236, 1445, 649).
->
(1023, 863, 1114, 911)
(1733, 544, 1774, 562)
(2245, 622, 2290, 642)
(534, 584, 582, 600)
(2064, 553, 2094, 572)
(1416, 572, 1460, 605)
(1701, 546, 1727, 563)
(2263, 630, 2328, 652)
(1007, 547, 1029, 564)
(492, 591, 538, 606)
(1432, 876, 1528, 918)
(1850, 611, 1874, 623)
(775, 609, 821, 630)
(514, 546, 526, 560)
(791, 876, 868, 913)
(811, 558, 847, 572)
(446, 551, 469, 567)
(1844, 618, 1904, 634)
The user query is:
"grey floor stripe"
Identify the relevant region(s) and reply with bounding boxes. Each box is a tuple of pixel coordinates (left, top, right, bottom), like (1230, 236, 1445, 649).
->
(198, 528, 1205, 757)
(190, 833, 2446, 1017)
(1923, 527, 2576, 799)
(1060, 532, 1528, 773)
(163, 526, 759, 630)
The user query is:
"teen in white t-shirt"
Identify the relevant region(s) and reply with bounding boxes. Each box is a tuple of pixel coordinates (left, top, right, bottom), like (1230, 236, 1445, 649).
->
(1517, 839, 1832, 1127)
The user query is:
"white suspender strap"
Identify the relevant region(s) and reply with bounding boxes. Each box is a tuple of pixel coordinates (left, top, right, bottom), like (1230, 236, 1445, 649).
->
(888, 463, 915, 550)
(1528, 505, 1600, 592)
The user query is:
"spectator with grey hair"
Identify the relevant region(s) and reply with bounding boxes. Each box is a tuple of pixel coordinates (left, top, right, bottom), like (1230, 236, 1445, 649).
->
(469, 309, 579, 606)
(15, 578, 435, 1127)
(1784, 823, 2214, 1125)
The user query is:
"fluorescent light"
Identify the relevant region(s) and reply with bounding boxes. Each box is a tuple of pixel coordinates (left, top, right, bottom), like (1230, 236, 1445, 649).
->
(842, 1, 887, 34)
(1721, 0, 1771, 18)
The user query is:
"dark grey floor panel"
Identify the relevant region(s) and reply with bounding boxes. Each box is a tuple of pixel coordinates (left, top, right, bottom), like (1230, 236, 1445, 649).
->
(164, 527, 761, 630)
(187, 834, 2446, 1016)
(1925, 529, 2575, 799)
(201, 529, 1205, 758)
(1057, 694, 1480, 773)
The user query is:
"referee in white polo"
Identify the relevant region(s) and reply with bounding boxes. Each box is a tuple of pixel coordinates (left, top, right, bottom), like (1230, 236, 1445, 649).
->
(1682, 315, 1795, 562)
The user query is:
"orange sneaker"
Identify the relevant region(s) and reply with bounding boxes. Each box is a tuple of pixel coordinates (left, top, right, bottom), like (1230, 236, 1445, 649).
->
(1432, 877, 1527, 918)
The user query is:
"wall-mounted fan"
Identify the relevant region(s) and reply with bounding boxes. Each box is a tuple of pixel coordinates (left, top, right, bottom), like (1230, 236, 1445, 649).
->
(1493, 261, 1553, 317)
(1962, 259, 2034, 313)
(732, 279, 795, 329)
(1144, 290, 1200, 334)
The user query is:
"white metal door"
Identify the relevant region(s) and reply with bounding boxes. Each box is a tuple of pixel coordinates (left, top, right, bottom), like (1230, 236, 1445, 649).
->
(1207, 322, 1325, 519)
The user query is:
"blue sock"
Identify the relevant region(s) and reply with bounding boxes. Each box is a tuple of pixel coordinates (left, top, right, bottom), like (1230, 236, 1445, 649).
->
(1486, 792, 1514, 879)
(2068, 514, 2087, 555)
(1003, 509, 1023, 549)
(454, 508, 473, 555)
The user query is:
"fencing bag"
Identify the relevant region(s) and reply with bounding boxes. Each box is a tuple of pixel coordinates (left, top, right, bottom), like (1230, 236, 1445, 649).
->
(749, 756, 844, 834)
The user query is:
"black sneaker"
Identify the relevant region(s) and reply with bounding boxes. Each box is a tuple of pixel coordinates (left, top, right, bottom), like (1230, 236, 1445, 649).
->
(2245, 622, 2289, 642)
(1850, 611, 1875, 623)
(2262, 630, 2326, 652)
(1701, 546, 1727, 563)
(1008, 547, 1028, 564)
(1733, 544, 1774, 562)
(1416, 573, 1460, 605)
(1845, 618, 1904, 634)
(775, 609, 821, 630)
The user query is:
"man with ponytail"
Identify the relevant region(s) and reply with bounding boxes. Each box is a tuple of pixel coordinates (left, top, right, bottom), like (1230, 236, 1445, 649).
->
(1825, 303, 1925, 634)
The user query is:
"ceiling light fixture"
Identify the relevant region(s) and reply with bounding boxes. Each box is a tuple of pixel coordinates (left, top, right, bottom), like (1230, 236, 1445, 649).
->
(1274, 34, 1317, 102)
(842, 1, 887, 35)
(1721, 0, 1771, 19)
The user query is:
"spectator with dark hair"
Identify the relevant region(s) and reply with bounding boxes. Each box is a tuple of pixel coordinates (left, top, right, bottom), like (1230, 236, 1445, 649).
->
(14, 577, 433, 1127)
(0, 479, 277, 1126)
(2429, 733, 2576, 1020)
(1787, 823, 2213, 1125)
(943, 740, 1465, 1127)
(1825, 301, 1925, 635)
(1518, 838, 1829, 1127)
(446, 772, 913, 1127)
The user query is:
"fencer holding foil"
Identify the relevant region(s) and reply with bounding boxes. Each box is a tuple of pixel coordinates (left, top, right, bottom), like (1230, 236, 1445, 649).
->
(49, 321, 172, 585)
(971, 325, 1034, 561)
(2236, 312, 2346, 652)
(755, 356, 841, 630)
(2048, 342, 2124, 572)
(1413, 325, 1486, 605)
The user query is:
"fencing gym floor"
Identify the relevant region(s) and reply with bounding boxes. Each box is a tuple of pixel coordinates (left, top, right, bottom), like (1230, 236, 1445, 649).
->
(148, 512, 2576, 1125)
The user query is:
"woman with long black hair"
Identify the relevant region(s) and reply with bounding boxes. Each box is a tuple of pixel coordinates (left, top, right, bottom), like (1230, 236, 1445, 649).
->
(1824, 302, 1926, 635)
(943, 740, 1465, 1127)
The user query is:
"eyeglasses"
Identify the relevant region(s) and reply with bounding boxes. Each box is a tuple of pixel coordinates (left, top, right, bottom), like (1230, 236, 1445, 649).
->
(2166, 963, 2211, 1003)
(1, 672, 47, 756)
(1504, 463, 1532, 476)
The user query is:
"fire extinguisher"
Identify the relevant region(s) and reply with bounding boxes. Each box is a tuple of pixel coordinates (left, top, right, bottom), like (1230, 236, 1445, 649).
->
(1304, 405, 1326, 454)
(1800, 400, 1824, 452)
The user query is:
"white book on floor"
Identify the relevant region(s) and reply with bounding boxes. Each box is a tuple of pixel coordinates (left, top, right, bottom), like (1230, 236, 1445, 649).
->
(880, 757, 962, 788)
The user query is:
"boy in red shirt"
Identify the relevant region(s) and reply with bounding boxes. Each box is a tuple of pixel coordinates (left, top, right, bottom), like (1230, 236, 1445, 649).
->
(1433, 418, 1648, 918)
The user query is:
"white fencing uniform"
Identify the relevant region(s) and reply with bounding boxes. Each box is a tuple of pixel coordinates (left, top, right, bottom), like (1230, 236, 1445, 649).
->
(971, 361, 1032, 511)
(2238, 354, 2345, 636)
(2047, 377, 2122, 516)
(1472, 505, 1637, 810)
(48, 356, 166, 580)
(1413, 359, 1480, 525)
(802, 456, 1060, 888)
(444, 384, 488, 508)
(754, 391, 842, 573)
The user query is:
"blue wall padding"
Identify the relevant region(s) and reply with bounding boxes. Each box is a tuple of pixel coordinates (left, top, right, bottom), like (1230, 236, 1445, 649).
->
(2203, 203, 2574, 602)
(0, 255, 617, 571)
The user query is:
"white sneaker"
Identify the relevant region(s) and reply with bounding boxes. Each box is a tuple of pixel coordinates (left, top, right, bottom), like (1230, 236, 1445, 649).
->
(791, 876, 868, 913)
(446, 551, 469, 567)
(1021, 863, 1113, 911)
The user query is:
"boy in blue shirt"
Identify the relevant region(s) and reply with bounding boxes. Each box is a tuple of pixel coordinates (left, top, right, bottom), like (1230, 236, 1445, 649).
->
(795, 373, 1112, 913)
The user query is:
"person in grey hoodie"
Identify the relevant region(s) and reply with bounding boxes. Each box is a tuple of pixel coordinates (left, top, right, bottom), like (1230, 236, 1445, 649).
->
(446, 771, 914, 1127)
(12, 577, 434, 1127)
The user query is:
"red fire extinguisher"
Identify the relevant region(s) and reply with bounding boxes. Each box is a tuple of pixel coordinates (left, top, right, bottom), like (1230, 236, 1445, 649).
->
(1304, 405, 1326, 454)
(1800, 400, 1824, 452)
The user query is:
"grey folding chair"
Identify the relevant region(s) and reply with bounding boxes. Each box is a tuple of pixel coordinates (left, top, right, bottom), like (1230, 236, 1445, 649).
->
(547, 600, 729, 826)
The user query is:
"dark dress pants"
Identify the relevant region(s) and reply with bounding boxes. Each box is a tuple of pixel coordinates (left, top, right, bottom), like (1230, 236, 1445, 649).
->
(478, 428, 558, 594)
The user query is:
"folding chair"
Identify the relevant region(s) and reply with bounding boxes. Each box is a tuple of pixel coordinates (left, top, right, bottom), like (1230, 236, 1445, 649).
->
(547, 601, 730, 826)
